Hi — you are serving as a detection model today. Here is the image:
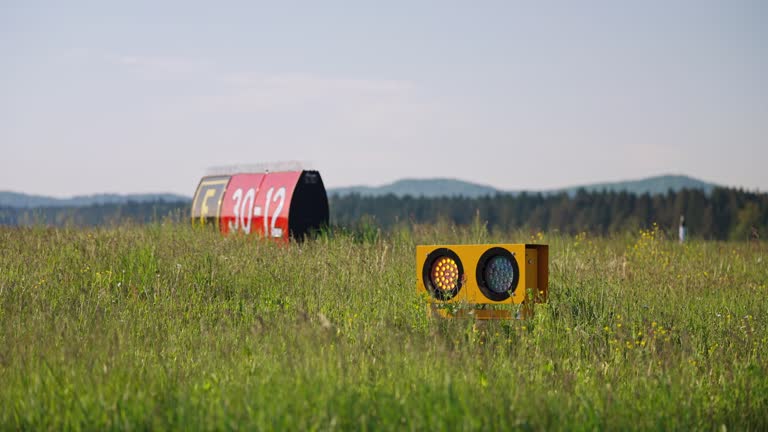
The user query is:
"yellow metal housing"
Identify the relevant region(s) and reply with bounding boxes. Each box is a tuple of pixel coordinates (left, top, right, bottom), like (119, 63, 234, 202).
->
(416, 244, 548, 317)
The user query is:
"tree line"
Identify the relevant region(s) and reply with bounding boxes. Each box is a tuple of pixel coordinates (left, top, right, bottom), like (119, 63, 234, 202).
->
(0, 201, 189, 228)
(330, 187, 767, 241)
(1, 187, 766, 240)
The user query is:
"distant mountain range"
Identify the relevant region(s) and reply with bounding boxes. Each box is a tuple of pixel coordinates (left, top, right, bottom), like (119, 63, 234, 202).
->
(0, 191, 190, 209)
(328, 174, 719, 198)
(330, 178, 500, 198)
(1, 174, 718, 208)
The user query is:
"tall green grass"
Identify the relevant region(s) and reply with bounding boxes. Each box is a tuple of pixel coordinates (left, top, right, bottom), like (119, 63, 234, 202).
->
(0, 223, 766, 430)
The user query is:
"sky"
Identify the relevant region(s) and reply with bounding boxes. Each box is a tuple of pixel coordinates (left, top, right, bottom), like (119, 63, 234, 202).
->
(1, 1, 766, 197)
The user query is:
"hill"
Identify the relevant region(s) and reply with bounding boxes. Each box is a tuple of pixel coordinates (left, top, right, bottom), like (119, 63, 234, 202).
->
(330, 178, 499, 198)
(556, 174, 717, 196)
(1, 174, 719, 207)
(0, 191, 190, 209)
(329, 174, 718, 198)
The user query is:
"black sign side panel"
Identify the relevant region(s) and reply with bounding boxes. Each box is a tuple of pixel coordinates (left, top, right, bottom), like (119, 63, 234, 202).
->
(288, 170, 329, 240)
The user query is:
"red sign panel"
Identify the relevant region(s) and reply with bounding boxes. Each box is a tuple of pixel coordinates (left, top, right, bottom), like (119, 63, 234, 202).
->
(219, 173, 266, 235)
(218, 171, 302, 240)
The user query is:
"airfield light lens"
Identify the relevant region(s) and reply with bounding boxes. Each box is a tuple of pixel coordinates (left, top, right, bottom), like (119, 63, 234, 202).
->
(431, 257, 459, 292)
(484, 255, 516, 293)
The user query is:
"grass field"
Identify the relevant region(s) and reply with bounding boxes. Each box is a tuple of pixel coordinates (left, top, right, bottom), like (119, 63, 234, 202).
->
(1, 223, 766, 430)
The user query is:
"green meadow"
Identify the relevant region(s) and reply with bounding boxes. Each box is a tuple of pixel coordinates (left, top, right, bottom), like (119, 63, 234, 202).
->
(1, 223, 766, 430)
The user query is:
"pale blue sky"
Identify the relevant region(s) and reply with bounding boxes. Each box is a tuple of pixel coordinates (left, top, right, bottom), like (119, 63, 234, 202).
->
(1, 1, 766, 197)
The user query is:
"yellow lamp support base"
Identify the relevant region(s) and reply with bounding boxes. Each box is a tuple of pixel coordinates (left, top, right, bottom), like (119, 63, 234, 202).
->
(426, 303, 536, 320)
